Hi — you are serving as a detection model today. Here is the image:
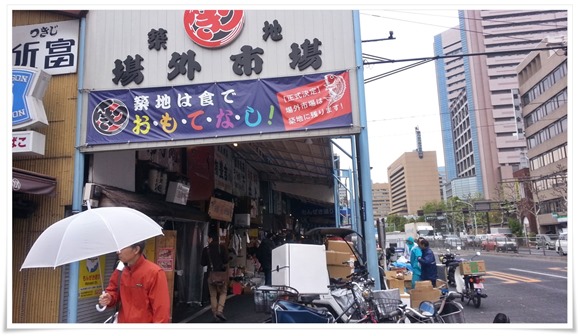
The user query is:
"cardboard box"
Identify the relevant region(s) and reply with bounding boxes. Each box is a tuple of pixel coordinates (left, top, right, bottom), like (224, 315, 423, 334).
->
(327, 240, 354, 254)
(327, 265, 353, 279)
(387, 278, 406, 294)
(409, 288, 442, 308)
(459, 260, 486, 275)
(415, 280, 433, 289)
(385, 270, 412, 281)
(325, 250, 354, 266)
(385, 270, 403, 279)
(436, 279, 447, 289)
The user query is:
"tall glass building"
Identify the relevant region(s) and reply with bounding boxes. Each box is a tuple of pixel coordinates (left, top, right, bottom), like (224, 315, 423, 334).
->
(434, 10, 567, 200)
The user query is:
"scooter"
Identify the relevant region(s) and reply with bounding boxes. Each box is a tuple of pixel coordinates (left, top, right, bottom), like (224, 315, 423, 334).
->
(439, 248, 460, 287)
(453, 250, 487, 308)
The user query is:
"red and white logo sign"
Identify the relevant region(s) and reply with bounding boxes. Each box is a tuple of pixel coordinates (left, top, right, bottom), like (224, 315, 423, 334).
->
(183, 10, 245, 49)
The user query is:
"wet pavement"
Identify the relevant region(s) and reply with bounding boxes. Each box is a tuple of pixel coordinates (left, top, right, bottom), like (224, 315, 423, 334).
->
(176, 292, 269, 324)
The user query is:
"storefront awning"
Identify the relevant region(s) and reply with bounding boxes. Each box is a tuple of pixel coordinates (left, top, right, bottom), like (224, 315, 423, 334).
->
(99, 185, 207, 222)
(12, 167, 57, 195)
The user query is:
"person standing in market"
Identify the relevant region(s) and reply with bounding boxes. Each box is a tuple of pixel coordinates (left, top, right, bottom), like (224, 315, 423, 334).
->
(257, 232, 276, 286)
(201, 231, 230, 322)
(406, 236, 423, 289)
(418, 238, 437, 287)
(98, 240, 171, 323)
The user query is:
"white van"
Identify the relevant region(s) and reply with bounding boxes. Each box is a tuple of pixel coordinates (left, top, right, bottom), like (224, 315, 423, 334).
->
(556, 233, 567, 256)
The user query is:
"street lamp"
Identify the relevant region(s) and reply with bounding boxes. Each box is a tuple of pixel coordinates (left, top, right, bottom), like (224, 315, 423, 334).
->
(457, 200, 477, 235)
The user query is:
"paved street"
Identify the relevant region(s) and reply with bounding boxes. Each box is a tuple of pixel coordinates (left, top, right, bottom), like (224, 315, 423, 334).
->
(176, 250, 568, 325)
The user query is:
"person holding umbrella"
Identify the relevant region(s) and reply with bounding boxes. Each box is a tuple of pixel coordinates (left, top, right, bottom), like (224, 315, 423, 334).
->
(98, 240, 171, 323)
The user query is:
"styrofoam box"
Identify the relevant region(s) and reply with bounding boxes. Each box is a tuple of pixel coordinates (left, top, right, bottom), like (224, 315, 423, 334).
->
(271, 243, 330, 294)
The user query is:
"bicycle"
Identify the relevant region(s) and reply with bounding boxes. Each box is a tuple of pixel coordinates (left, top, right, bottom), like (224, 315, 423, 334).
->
(385, 291, 464, 323)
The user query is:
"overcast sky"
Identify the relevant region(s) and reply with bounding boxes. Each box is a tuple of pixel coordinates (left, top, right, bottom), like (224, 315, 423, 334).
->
(337, 9, 460, 184)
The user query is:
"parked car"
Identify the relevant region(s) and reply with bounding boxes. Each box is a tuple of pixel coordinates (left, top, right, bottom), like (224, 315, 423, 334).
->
(444, 235, 463, 248)
(556, 233, 568, 256)
(464, 235, 476, 246)
(480, 234, 518, 253)
(535, 234, 558, 250)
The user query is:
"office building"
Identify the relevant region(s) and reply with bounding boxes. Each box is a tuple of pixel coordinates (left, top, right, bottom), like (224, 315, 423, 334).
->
(387, 151, 441, 216)
(372, 182, 390, 221)
(515, 38, 567, 233)
(434, 10, 567, 200)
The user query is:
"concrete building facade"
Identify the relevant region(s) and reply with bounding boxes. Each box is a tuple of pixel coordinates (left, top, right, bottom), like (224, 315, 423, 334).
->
(372, 182, 390, 221)
(434, 10, 567, 200)
(387, 151, 441, 216)
(515, 38, 567, 234)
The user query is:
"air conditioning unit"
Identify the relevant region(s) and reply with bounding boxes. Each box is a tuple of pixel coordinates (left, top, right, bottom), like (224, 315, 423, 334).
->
(83, 183, 102, 208)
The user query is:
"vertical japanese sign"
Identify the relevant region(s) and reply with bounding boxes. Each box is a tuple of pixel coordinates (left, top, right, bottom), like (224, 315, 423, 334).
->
(12, 20, 79, 75)
(78, 256, 106, 299)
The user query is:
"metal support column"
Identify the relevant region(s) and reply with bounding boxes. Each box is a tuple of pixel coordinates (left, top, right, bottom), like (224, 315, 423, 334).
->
(353, 10, 379, 289)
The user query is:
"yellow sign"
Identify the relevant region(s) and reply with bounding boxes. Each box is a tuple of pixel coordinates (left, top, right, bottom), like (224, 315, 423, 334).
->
(79, 255, 106, 299)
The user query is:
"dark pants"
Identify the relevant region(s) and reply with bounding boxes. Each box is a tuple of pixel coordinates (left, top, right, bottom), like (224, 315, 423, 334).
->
(263, 268, 272, 286)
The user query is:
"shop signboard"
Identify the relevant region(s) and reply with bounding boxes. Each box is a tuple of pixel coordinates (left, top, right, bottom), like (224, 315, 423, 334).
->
(81, 10, 360, 152)
(12, 20, 80, 75)
(86, 70, 352, 145)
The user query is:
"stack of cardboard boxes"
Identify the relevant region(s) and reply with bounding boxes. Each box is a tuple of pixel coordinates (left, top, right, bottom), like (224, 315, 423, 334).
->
(408, 280, 442, 308)
(384, 268, 411, 295)
(384, 269, 450, 308)
(325, 240, 355, 278)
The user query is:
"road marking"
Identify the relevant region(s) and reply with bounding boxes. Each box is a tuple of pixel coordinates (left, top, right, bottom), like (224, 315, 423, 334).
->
(547, 267, 567, 273)
(484, 271, 542, 284)
(509, 268, 567, 279)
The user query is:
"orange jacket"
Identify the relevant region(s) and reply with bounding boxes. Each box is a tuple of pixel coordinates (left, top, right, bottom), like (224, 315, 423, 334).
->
(105, 255, 170, 323)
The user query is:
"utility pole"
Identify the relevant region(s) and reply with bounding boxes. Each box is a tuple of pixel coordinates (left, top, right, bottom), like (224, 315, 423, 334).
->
(457, 200, 477, 235)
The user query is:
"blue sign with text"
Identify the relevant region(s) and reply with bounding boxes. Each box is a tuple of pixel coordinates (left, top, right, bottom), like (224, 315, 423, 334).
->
(86, 71, 353, 146)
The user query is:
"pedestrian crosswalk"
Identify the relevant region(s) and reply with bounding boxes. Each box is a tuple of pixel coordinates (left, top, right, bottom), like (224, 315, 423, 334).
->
(484, 271, 541, 284)
(482, 267, 567, 284)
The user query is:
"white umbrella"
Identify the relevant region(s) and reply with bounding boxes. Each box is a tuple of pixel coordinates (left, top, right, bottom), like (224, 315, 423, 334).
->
(21, 207, 164, 269)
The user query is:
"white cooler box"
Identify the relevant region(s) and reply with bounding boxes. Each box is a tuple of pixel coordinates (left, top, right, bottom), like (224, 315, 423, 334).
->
(271, 243, 330, 294)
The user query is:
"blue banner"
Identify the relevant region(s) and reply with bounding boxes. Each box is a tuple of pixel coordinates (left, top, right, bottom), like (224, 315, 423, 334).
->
(86, 71, 353, 146)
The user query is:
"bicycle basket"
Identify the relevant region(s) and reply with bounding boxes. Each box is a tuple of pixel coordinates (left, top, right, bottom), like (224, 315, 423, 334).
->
(374, 298, 402, 319)
(253, 285, 299, 313)
(439, 302, 465, 323)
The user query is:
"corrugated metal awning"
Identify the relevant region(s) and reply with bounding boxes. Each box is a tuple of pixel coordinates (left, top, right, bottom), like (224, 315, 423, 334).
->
(12, 168, 57, 195)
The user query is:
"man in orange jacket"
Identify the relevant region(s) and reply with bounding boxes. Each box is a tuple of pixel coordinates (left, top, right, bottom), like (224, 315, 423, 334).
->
(98, 240, 171, 323)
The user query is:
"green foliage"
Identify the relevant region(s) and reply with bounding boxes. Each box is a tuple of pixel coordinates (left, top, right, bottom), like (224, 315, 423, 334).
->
(508, 217, 522, 237)
(386, 214, 408, 232)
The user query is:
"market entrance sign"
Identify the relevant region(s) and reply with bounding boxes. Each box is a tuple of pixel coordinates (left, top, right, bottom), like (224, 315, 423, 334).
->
(183, 10, 245, 49)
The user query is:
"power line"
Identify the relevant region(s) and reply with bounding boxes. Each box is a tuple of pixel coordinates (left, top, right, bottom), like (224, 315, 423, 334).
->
(377, 9, 567, 29)
(361, 10, 566, 44)
(363, 46, 566, 65)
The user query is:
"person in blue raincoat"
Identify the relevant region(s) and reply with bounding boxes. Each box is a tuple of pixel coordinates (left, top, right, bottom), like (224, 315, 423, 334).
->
(406, 237, 423, 288)
(418, 239, 437, 287)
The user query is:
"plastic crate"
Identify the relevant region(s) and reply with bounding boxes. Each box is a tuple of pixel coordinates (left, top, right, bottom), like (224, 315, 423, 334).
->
(253, 285, 299, 313)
